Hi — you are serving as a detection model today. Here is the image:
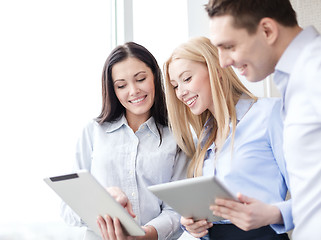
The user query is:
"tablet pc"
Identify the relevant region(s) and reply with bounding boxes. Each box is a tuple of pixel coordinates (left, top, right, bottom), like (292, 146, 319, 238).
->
(148, 175, 238, 222)
(44, 170, 145, 236)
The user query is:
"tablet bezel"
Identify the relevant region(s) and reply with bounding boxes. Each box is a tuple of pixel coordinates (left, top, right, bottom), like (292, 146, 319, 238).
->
(44, 170, 145, 236)
(148, 175, 238, 222)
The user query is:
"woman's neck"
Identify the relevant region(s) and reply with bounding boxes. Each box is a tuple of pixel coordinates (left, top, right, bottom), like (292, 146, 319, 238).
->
(126, 112, 151, 132)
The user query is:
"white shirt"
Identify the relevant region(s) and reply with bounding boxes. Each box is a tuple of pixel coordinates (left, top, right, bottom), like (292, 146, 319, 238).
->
(61, 115, 188, 240)
(203, 97, 293, 233)
(274, 26, 321, 240)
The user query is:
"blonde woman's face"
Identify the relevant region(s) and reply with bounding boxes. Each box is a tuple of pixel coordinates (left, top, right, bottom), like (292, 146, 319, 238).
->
(168, 58, 214, 115)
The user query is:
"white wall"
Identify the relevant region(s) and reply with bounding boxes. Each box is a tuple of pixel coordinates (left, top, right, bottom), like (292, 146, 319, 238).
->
(291, 0, 321, 32)
(132, 0, 189, 67)
(0, 0, 111, 238)
(187, 0, 210, 38)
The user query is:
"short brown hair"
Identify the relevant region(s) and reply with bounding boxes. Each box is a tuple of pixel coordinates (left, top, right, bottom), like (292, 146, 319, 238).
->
(205, 0, 298, 34)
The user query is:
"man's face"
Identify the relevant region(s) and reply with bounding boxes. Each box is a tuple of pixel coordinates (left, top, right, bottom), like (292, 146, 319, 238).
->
(209, 15, 275, 82)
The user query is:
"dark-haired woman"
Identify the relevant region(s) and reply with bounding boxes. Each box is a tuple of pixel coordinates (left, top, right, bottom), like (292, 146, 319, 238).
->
(61, 42, 188, 240)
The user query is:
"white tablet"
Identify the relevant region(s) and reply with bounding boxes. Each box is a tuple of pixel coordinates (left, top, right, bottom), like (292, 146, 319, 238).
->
(148, 175, 238, 222)
(44, 170, 145, 236)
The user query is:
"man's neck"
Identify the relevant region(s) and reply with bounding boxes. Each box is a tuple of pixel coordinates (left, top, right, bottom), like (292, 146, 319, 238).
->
(275, 25, 303, 62)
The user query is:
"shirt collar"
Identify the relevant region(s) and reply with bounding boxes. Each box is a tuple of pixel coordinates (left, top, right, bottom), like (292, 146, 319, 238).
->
(104, 114, 128, 133)
(202, 95, 254, 147)
(203, 95, 254, 129)
(104, 114, 160, 139)
(235, 95, 255, 122)
(276, 26, 319, 74)
(142, 117, 161, 139)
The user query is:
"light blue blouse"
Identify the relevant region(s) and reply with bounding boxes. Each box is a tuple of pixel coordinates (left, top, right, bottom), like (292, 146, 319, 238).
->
(61, 115, 188, 240)
(202, 97, 293, 233)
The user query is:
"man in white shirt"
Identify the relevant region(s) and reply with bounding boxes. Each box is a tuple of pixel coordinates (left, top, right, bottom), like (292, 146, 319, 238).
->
(205, 0, 321, 239)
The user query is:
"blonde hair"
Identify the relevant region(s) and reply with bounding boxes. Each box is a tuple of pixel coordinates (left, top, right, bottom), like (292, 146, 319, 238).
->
(164, 37, 257, 177)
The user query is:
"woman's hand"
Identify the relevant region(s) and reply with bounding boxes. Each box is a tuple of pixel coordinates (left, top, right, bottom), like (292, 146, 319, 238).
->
(97, 215, 136, 240)
(180, 216, 213, 238)
(106, 187, 136, 218)
(210, 193, 282, 231)
(97, 215, 157, 240)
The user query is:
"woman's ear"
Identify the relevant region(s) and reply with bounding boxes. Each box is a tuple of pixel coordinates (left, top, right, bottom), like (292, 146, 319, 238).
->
(258, 17, 279, 45)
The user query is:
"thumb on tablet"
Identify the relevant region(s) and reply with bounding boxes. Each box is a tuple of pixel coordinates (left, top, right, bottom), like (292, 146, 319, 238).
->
(237, 192, 254, 204)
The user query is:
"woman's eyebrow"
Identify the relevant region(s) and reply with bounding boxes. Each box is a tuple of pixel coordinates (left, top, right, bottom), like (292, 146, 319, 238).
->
(113, 79, 125, 84)
(134, 70, 146, 77)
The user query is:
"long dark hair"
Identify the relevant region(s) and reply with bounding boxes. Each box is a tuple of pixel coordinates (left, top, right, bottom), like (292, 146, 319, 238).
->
(96, 42, 168, 137)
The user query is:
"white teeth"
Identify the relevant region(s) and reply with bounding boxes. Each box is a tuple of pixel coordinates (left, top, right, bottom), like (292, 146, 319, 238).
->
(186, 96, 197, 105)
(131, 97, 145, 103)
(238, 65, 246, 72)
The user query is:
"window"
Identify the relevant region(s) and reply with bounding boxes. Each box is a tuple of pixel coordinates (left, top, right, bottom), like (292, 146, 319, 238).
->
(0, 0, 111, 238)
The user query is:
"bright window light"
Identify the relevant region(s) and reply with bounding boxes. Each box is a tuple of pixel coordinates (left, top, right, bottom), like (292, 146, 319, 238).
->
(0, 0, 111, 238)
(132, 0, 189, 67)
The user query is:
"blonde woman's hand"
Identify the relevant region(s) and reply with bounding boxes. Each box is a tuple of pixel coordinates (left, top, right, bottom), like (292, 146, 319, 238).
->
(210, 193, 282, 231)
(180, 216, 213, 238)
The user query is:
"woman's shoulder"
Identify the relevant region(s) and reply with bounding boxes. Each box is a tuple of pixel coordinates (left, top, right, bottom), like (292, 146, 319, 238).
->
(253, 98, 283, 128)
(81, 118, 120, 133)
(82, 118, 102, 129)
(255, 97, 282, 112)
(256, 97, 281, 105)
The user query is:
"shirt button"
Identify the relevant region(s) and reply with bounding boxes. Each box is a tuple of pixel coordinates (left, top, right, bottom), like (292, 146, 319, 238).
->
(131, 192, 135, 197)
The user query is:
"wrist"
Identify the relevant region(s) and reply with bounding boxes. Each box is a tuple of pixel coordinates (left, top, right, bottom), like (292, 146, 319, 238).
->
(268, 205, 283, 225)
(139, 225, 158, 240)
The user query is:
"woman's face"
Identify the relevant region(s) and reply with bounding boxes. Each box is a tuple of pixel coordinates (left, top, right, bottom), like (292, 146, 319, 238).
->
(168, 58, 214, 115)
(112, 57, 155, 122)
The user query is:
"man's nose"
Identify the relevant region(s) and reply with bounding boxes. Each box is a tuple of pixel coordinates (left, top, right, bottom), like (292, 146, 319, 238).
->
(219, 51, 233, 68)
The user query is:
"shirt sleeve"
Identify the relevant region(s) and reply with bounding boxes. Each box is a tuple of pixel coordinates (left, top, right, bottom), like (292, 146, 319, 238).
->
(306, 49, 321, 118)
(60, 121, 95, 227)
(268, 100, 294, 233)
(272, 198, 293, 233)
(145, 148, 189, 240)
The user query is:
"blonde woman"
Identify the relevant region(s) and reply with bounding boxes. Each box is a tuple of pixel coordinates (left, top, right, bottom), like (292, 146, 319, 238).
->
(164, 37, 292, 240)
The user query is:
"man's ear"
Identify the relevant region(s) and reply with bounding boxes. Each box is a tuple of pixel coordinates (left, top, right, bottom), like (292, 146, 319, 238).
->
(258, 17, 278, 45)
